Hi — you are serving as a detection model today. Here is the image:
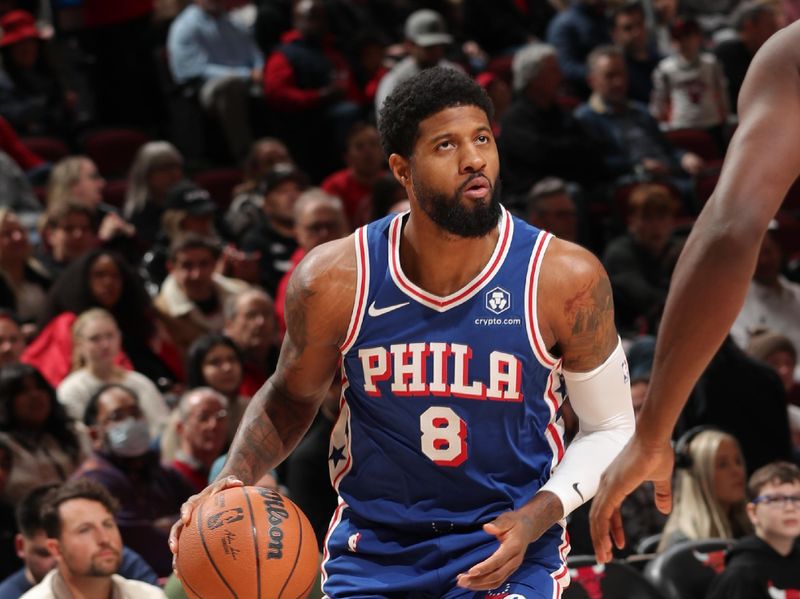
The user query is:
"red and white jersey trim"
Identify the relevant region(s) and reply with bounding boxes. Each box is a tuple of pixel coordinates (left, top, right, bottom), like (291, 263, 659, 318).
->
(388, 206, 514, 312)
(525, 231, 559, 369)
(320, 498, 349, 592)
(340, 227, 370, 354)
(550, 523, 571, 598)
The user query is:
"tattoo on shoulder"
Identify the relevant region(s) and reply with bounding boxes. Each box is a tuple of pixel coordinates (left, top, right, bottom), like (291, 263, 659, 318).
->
(562, 272, 615, 370)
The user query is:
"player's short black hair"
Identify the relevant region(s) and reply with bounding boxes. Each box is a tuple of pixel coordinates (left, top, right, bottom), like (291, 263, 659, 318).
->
(378, 67, 494, 159)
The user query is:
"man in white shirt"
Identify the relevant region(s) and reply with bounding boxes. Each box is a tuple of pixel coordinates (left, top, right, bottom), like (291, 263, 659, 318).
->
(21, 479, 165, 599)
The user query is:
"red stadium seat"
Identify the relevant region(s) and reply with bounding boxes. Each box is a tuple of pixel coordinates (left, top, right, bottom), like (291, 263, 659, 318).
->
(665, 129, 722, 162)
(191, 167, 243, 211)
(80, 128, 151, 179)
(564, 556, 664, 598)
(102, 179, 128, 210)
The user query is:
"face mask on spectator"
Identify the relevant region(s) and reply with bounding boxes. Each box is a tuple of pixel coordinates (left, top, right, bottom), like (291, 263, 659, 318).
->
(106, 418, 150, 458)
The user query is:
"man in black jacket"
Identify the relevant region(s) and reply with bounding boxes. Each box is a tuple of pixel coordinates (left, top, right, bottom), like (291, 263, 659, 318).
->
(707, 462, 800, 599)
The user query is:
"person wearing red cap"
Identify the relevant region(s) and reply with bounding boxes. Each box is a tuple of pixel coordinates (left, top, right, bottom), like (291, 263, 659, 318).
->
(0, 10, 75, 138)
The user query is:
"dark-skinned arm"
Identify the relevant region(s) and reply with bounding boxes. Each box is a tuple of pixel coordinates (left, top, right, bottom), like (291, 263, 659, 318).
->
(590, 21, 800, 563)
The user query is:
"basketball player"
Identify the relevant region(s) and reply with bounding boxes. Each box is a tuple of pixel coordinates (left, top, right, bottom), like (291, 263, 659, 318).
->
(170, 67, 635, 597)
(590, 20, 800, 563)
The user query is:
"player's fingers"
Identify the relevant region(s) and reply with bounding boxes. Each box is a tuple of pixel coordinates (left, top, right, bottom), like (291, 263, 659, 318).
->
(653, 478, 673, 514)
(168, 518, 183, 556)
(589, 487, 617, 564)
(610, 507, 625, 550)
(456, 551, 521, 591)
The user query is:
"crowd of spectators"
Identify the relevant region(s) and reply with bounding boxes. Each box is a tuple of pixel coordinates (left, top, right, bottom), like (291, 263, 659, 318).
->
(0, 0, 797, 597)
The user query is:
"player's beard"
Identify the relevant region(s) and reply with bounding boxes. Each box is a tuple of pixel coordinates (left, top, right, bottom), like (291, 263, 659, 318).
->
(412, 174, 502, 238)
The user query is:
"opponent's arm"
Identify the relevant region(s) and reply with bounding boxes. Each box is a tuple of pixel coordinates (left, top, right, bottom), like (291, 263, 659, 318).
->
(458, 240, 634, 590)
(590, 21, 800, 562)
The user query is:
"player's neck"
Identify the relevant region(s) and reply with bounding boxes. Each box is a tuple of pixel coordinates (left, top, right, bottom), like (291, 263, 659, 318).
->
(400, 211, 500, 297)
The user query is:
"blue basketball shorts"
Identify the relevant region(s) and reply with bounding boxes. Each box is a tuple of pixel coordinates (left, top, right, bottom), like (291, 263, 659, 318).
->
(320, 505, 570, 599)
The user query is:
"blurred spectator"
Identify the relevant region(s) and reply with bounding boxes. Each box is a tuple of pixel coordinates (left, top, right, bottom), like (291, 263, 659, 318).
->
(166, 387, 228, 492)
(350, 32, 389, 110)
(154, 235, 248, 357)
(611, 1, 661, 104)
(0, 483, 159, 599)
(475, 72, 511, 136)
(57, 309, 169, 438)
(238, 163, 308, 296)
(682, 336, 793, 474)
(545, 0, 611, 99)
(575, 45, 704, 211)
(122, 142, 185, 250)
(746, 330, 800, 406)
(142, 180, 219, 290)
(651, 17, 730, 148)
(715, 2, 780, 113)
(370, 173, 408, 222)
(274, 189, 348, 336)
(731, 225, 800, 379)
(228, 137, 291, 226)
(500, 42, 607, 200)
(0, 209, 48, 323)
(168, 0, 264, 162)
(35, 203, 96, 285)
(526, 177, 579, 243)
(263, 0, 363, 181)
(650, 0, 679, 55)
(682, 0, 749, 35)
(26, 249, 182, 388)
(28, 478, 166, 598)
(0, 11, 76, 138)
(0, 151, 43, 232)
(603, 182, 682, 336)
(462, 0, 556, 56)
(321, 122, 385, 227)
(707, 462, 800, 599)
(180, 333, 247, 449)
(0, 311, 23, 367)
(324, 0, 399, 59)
(46, 157, 134, 249)
(375, 9, 461, 116)
(76, 384, 193, 577)
(0, 115, 46, 181)
(658, 428, 752, 551)
(223, 288, 278, 397)
(0, 364, 89, 506)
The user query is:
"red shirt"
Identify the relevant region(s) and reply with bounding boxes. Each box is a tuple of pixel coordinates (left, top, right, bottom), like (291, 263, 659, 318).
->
(321, 168, 382, 227)
(82, 0, 153, 27)
(0, 116, 42, 170)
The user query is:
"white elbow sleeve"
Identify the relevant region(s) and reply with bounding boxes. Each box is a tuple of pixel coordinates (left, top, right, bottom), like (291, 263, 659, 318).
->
(539, 338, 636, 517)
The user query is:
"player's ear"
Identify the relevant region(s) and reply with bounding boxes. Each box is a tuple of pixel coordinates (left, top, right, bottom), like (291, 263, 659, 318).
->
(388, 154, 410, 187)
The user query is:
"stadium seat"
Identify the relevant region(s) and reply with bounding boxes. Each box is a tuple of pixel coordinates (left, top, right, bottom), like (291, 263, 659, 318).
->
(564, 556, 665, 598)
(21, 136, 69, 163)
(665, 129, 722, 162)
(80, 128, 151, 179)
(636, 533, 663, 555)
(644, 538, 732, 599)
(191, 167, 243, 211)
(102, 179, 128, 210)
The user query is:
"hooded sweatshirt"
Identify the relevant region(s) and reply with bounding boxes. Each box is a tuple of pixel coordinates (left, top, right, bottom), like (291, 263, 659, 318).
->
(706, 535, 800, 599)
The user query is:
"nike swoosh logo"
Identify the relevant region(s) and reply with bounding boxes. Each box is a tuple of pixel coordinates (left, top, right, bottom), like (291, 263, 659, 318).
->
(572, 482, 584, 502)
(367, 301, 409, 317)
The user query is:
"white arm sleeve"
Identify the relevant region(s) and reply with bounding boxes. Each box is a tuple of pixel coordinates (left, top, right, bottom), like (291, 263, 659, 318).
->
(539, 338, 635, 517)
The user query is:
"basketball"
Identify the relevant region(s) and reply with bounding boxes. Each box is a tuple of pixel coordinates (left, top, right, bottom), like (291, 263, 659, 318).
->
(176, 486, 319, 599)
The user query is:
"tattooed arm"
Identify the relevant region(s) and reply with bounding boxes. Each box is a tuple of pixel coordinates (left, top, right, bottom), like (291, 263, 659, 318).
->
(169, 236, 356, 559)
(458, 239, 634, 591)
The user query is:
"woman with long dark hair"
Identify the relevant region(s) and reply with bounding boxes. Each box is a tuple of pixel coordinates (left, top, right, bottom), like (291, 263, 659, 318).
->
(22, 249, 182, 387)
(0, 363, 89, 505)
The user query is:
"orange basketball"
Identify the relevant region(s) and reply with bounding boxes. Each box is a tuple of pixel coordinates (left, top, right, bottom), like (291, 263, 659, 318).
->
(176, 486, 319, 599)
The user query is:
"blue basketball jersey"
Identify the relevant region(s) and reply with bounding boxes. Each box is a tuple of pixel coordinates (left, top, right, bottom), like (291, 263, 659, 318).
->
(327, 206, 569, 533)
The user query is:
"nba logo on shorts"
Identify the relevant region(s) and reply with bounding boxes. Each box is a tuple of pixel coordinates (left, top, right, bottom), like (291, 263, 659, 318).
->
(486, 287, 511, 315)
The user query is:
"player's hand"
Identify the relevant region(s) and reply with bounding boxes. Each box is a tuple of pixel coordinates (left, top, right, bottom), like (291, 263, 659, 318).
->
(456, 493, 562, 591)
(169, 476, 244, 569)
(589, 435, 674, 564)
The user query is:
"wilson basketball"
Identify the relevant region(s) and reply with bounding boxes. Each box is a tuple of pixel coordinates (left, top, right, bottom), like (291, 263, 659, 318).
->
(176, 486, 319, 599)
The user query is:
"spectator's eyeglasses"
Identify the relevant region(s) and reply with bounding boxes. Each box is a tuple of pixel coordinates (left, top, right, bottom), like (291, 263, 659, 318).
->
(752, 494, 800, 508)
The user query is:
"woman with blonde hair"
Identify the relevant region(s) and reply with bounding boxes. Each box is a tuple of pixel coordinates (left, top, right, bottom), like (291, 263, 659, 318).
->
(123, 141, 184, 246)
(658, 428, 753, 551)
(56, 307, 170, 438)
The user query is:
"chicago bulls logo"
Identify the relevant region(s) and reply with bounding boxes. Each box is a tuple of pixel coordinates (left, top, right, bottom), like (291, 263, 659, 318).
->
(693, 549, 726, 574)
(568, 564, 606, 599)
